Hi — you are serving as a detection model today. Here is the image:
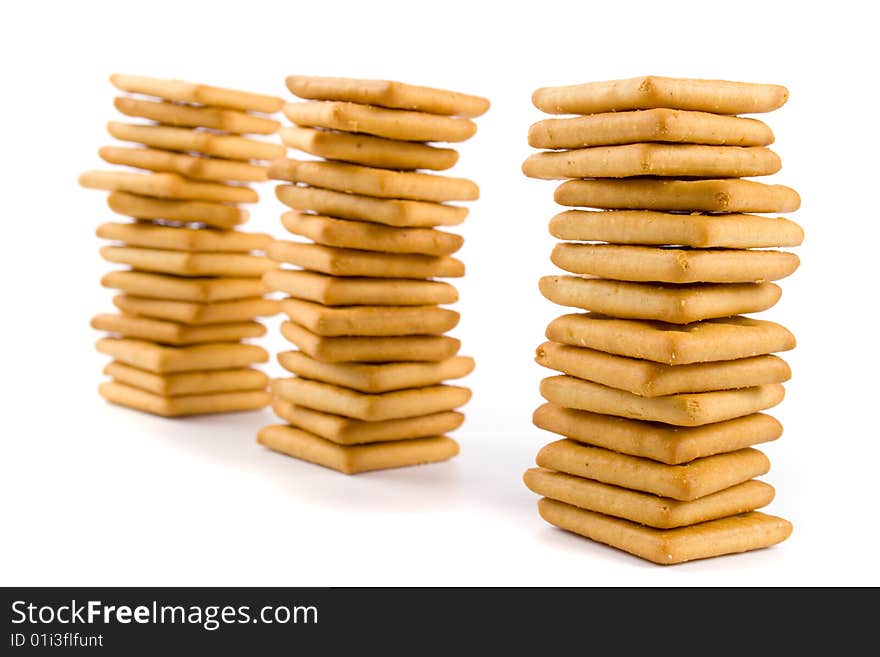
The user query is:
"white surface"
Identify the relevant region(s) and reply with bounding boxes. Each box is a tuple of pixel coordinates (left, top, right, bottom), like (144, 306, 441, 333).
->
(2, 0, 878, 586)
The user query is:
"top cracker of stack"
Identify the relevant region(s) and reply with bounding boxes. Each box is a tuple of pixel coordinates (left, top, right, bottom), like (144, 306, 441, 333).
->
(80, 75, 286, 417)
(256, 76, 488, 474)
(522, 76, 802, 564)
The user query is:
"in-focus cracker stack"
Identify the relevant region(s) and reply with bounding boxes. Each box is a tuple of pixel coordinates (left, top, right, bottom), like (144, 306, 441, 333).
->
(257, 76, 489, 474)
(522, 76, 802, 564)
(80, 74, 286, 416)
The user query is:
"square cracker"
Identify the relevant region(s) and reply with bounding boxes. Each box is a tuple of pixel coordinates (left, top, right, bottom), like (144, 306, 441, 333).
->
(283, 101, 476, 143)
(109, 73, 284, 113)
(281, 211, 463, 256)
(112, 295, 279, 325)
(96, 222, 271, 253)
(103, 361, 268, 396)
(528, 108, 774, 149)
(280, 298, 459, 337)
(80, 170, 257, 204)
(268, 159, 478, 203)
(540, 375, 784, 427)
(536, 342, 790, 397)
(96, 337, 268, 373)
(275, 185, 467, 228)
(272, 398, 464, 444)
(114, 96, 280, 135)
(524, 468, 774, 529)
(264, 270, 457, 306)
(91, 313, 265, 346)
(536, 439, 770, 501)
(272, 377, 471, 422)
(278, 351, 474, 393)
(107, 191, 248, 230)
(280, 125, 458, 171)
(257, 424, 459, 474)
(102, 271, 268, 303)
(99, 146, 268, 183)
(537, 499, 791, 565)
(550, 243, 799, 284)
(546, 313, 796, 365)
(281, 321, 460, 363)
(285, 75, 490, 117)
(555, 178, 801, 213)
(539, 276, 781, 323)
(531, 76, 789, 115)
(533, 403, 783, 464)
(268, 241, 464, 279)
(107, 122, 285, 162)
(99, 380, 269, 417)
(522, 144, 780, 180)
(548, 209, 804, 249)
(100, 245, 278, 277)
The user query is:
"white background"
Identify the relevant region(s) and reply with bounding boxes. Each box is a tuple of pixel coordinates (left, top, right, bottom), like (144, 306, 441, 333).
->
(2, 0, 878, 586)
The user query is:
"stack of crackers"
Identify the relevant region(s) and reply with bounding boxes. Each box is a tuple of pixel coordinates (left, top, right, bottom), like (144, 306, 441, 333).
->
(256, 76, 489, 474)
(522, 76, 803, 564)
(80, 74, 286, 417)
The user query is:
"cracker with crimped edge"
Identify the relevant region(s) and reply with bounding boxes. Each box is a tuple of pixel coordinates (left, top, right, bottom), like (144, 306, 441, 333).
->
(546, 313, 796, 365)
(257, 424, 459, 474)
(80, 170, 257, 204)
(107, 122, 285, 162)
(537, 439, 770, 501)
(540, 276, 782, 323)
(100, 380, 269, 417)
(100, 245, 277, 278)
(113, 96, 280, 134)
(102, 271, 267, 303)
(281, 321, 459, 363)
(264, 270, 457, 306)
(96, 222, 271, 252)
(280, 298, 459, 337)
(110, 73, 283, 113)
(96, 337, 268, 373)
(112, 295, 279, 325)
(91, 313, 265, 346)
(99, 146, 268, 183)
(107, 192, 248, 229)
(103, 361, 268, 396)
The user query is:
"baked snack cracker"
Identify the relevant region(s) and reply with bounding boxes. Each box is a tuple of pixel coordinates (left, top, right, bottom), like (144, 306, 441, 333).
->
(537, 439, 770, 500)
(541, 375, 784, 426)
(280, 298, 458, 337)
(536, 342, 790, 396)
(280, 125, 458, 171)
(107, 122, 285, 162)
(272, 399, 464, 444)
(283, 101, 476, 143)
(523, 144, 780, 180)
(528, 108, 774, 149)
(99, 146, 268, 183)
(281, 321, 460, 363)
(548, 210, 804, 249)
(264, 269, 456, 306)
(114, 96, 280, 134)
(100, 381, 269, 417)
(524, 469, 774, 529)
(96, 222, 271, 252)
(532, 76, 789, 115)
(80, 170, 257, 204)
(109, 73, 284, 113)
(102, 271, 267, 302)
(91, 313, 265, 345)
(100, 246, 277, 277)
(112, 295, 279, 325)
(540, 276, 782, 322)
(107, 192, 248, 229)
(103, 361, 268, 396)
(533, 403, 783, 464)
(269, 159, 479, 202)
(278, 351, 474, 393)
(96, 337, 268, 373)
(257, 424, 459, 474)
(273, 377, 470, 421)
(546, 313, 796, 364)
(286, 75, 490, 117)
(276, 185, 467, 228)
(268, 241, 464, 279)
(281, 211, 463, 256)
(537, 499, 791, 565)
(555, 178, 801, 213)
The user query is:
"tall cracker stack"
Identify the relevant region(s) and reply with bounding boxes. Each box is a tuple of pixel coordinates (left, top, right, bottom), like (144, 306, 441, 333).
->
(522, 76, 803, 564)
(257, 76, 489, 474)
(80, 75, 286, 417)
